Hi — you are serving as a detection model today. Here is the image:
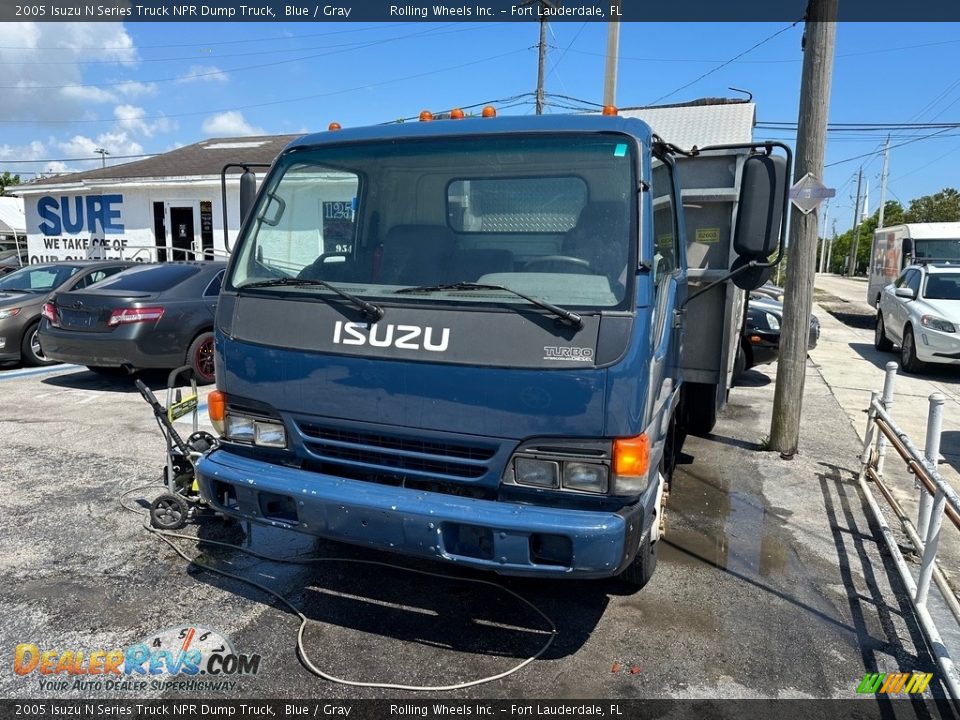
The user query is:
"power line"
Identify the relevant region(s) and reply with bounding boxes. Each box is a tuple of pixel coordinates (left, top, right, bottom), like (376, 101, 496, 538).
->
(824, 127, 956, 168)
(0, 152, 160, 165)
(648, 21, 801, 105)
(0, 46, 531, 125)
(0, 23, 475, 89)
(0, 23, 492, 66)
(564, 36, 960, 65)
(0, 23, 411, 51)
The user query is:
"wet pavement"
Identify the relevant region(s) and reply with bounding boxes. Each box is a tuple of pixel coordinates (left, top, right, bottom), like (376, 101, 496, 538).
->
(0, 360, 955, 709)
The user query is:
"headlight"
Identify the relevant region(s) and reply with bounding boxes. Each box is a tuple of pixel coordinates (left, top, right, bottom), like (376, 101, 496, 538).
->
(225, 414, 255, 442)
(514, 458, 559, 489)
(921, 315, 956, 333)
(254, 420, 287, 448)
(766, 313, 781, 331)
(0, 307, 21, 320)
(224, 412, 287, 448)
(563, 462, 609, 493)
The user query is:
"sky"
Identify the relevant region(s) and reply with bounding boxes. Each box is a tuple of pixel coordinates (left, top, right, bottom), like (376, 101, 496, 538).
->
(2, 20, 959, 234)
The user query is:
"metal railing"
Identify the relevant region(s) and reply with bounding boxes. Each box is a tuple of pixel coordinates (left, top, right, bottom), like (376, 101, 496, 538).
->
(857, 360, 960, 703)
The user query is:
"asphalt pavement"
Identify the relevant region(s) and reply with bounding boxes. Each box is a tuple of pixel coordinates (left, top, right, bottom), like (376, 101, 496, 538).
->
(0, 357, 955, 709)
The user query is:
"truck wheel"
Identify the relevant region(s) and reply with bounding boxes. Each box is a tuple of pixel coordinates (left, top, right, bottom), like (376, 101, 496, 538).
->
(186, 331, 216, 385)
(20, 321, 57, 367)
(874, 313, 893, 352)
(901, 326, 924, 373)
(617, 530, 658, 590)
(684, 382, 718, 437)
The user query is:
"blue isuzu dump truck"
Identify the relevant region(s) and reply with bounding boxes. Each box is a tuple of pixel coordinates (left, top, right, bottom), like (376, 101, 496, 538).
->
(196, 110, 787, 587)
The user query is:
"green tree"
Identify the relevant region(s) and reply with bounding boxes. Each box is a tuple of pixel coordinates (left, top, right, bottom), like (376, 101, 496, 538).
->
(0, 171, 21, 196)
(903, 188, 960, 223)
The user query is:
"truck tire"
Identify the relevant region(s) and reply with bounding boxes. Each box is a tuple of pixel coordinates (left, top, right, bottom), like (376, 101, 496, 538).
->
(617, 532, 658, 590)
(874, 312, 893, 352)
(684, 382, 718, 437)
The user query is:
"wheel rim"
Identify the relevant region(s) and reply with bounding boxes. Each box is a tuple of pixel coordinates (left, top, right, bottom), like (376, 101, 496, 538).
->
(155, 498, 183, 525)
(195, 337, 215, 380)
(30, 330, 46, 360)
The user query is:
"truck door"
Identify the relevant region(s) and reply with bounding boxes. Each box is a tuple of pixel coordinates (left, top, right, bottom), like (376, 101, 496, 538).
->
(649, 156, 683, 454)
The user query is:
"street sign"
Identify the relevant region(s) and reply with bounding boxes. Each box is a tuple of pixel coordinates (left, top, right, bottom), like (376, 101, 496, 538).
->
(788, 173, 836, 215)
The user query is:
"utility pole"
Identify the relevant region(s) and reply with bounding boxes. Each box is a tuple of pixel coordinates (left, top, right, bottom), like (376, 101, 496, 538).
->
(603, 0, 621, 106)
(877, 135, 890, 228)
(769, 0, 837, 456)
(847, 167, 863, 277)
(94, 148, 109, 168)
(827, 219, 837, 272)
(818, 201, 830, 272)
(534, 5, 550, 114)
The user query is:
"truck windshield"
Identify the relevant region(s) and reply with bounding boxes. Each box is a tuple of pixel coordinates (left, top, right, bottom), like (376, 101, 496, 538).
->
(229, 133, 637, 310)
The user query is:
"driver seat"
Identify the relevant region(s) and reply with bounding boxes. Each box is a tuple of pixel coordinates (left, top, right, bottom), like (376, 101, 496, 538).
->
(561, 202, 629, 280)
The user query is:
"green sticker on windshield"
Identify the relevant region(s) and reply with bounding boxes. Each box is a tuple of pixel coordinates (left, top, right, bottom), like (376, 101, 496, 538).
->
(614, 143, 627, 157)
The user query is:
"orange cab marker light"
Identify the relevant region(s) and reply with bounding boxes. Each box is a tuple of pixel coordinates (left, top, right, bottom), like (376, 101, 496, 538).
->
(481, 105, 496, 118)
(602, 105, 618, 116)
(208, 390, 226, 424)
(328, 122, 342, 131)
(613, 433, 649, 477)
(450, 108, 465, 120)
(419, 110, 434, 122)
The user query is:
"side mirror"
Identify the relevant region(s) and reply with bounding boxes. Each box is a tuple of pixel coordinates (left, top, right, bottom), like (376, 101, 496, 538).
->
(733, 153, 788, 261)
(239, 169, 258, 225)
(902, 238, 913, 269)
(895, 287, 916, 300)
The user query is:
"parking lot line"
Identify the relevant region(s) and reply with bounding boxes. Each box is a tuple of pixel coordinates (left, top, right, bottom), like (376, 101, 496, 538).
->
(0, 364, 83, 382)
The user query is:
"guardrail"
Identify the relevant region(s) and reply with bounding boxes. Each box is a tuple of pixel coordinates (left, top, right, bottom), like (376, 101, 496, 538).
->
(857, 361, 960, 703)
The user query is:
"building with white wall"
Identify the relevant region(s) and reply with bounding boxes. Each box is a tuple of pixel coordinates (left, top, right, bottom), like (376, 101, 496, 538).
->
(16, 135, 297, 265)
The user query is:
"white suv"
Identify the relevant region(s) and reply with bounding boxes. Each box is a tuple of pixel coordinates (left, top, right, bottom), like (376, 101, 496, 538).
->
(876, 263, 960, 372)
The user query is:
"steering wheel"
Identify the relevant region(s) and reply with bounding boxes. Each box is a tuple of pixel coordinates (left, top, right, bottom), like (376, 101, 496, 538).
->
(522, 255, 593, 273)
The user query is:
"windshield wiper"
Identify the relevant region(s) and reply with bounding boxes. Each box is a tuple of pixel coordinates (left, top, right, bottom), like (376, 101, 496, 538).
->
(241, 277, 384, 322)
(395, 281, 583, 329)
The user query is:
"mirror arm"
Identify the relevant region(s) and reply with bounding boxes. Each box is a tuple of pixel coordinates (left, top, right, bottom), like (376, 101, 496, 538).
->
(678, 140, 793, 310)
(220, 162, 271, 253)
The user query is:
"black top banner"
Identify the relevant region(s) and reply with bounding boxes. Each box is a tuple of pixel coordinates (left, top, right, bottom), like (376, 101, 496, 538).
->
(4, 699, 959, 720)
(3, 0, 960, 22)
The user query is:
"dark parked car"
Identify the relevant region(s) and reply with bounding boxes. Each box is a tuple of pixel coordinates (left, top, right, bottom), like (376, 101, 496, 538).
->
(39, 261, 226, 383)
(0, 260, 134, 367)
(0, 247, 27, 276)
(736, 303, 820, 376)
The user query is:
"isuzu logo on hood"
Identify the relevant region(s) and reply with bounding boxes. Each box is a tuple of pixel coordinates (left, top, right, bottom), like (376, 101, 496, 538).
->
(332, 321, 450, 352)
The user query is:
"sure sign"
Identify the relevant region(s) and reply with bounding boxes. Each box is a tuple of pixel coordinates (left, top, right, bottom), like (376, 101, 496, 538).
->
(36, 194, 125, 235)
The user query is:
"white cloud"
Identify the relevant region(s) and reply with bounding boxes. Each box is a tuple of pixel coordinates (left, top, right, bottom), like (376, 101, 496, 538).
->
(115, 80, 158, 98)
(201, 111, 266, 137)
(0, 22, 137, 121)
(113, 105, 175, 137)
(176, 65, 228, 84)
(57, 131, 145, 168)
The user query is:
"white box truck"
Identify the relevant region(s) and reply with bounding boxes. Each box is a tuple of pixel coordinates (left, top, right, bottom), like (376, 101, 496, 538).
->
(867, 222, 960, 306)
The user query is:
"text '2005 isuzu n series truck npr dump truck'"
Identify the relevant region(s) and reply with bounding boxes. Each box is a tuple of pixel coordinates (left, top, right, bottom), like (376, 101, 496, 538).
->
(196, 109, 789, 588)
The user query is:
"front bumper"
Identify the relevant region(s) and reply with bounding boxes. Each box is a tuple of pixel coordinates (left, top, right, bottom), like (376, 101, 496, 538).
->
(916, 326, 960, 365)
(196, 449, 641, 578)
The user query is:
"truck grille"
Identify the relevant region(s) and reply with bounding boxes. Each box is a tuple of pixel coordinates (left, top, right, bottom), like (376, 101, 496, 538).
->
(296, 421, 498, 486)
